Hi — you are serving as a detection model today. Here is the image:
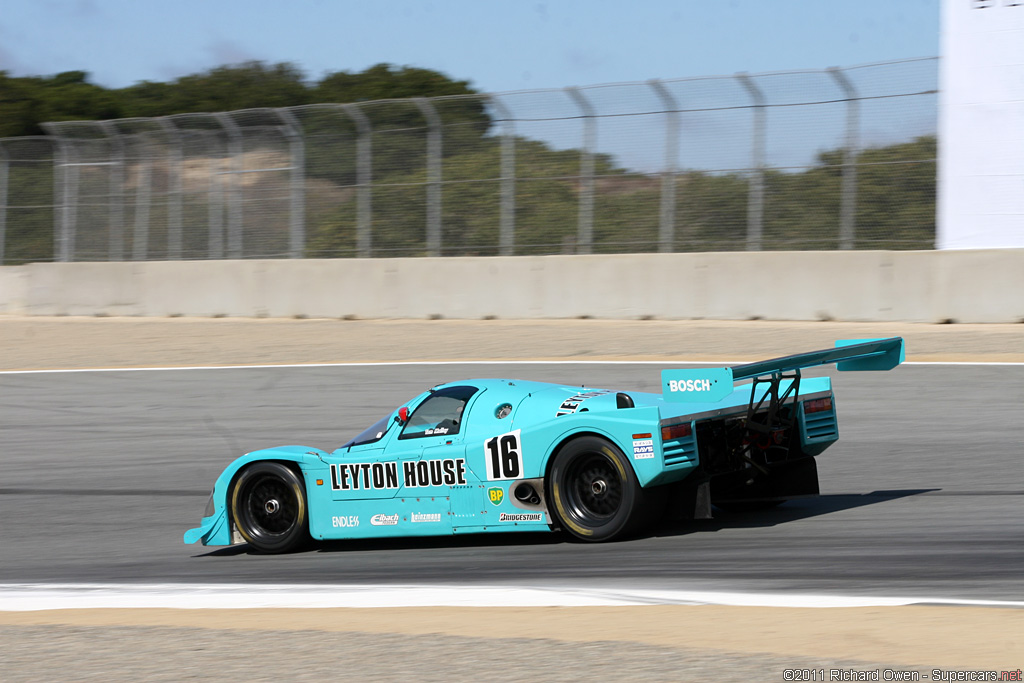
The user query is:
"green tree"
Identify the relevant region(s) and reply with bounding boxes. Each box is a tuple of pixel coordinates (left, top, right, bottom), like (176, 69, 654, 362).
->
(121, 62, 311, 116)
(313, 63, 477, 103)
(0, 62, 485, 138)
(303, 65, 491, 188)
(1, 162, 54, 263)
(854, 136, 936, 248)
(0, 70, 121, 137)
(307, 136, 624, 258)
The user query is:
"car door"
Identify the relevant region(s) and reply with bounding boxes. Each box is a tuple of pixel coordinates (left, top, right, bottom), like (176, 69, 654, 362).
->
(388, 385, 479, 494)
(328, 386, 482, 499)
(327, 418, 406, 502)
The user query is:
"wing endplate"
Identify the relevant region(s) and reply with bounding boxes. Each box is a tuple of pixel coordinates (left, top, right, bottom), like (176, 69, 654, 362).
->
(730, 337, 905, 381)
(834, 337, 905, 371)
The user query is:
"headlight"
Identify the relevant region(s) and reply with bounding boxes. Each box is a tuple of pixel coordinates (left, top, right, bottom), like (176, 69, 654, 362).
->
(203, 492, 215, 518)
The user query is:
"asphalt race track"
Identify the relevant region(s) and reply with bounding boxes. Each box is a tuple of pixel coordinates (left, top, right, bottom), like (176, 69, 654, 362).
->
(1, 362, 1022, 601)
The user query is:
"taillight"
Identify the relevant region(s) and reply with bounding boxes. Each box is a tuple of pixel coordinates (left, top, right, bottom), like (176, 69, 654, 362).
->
(803, 397, 833, 414)
(661, 422, 692, 441)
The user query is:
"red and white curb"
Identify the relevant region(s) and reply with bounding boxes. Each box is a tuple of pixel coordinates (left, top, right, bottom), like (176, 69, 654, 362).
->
(1, 584, 1022, 611)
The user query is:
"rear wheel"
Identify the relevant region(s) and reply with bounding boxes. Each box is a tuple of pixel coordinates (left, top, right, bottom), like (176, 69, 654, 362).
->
(231, 462, 309, 554)
(548, 436, 644, 542)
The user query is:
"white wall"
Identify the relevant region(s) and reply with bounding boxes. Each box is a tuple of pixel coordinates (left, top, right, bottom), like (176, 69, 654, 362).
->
(2, 251, 1022, 323)
(938, 0, 1024, 249)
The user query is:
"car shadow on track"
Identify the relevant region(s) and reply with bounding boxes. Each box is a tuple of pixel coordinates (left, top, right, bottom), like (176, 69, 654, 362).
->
(647, 488, 939, 539)
(199, 531, 561, 557)
(198, 489, 938, 556)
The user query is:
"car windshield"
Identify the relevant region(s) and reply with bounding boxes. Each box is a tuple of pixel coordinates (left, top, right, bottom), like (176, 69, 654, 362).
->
(399, 385, 477, 440)
(342, 414, 393, 448)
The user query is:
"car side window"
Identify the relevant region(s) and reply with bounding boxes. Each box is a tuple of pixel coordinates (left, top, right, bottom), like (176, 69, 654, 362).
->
(399, 385, 477, 440)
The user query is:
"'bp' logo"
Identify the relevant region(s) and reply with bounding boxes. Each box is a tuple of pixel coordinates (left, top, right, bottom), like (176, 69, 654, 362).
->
(487, 487, 504, 506)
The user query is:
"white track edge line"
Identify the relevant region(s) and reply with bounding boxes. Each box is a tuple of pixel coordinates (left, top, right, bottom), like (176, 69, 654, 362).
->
(0, 584, 1021, 611)
(2, 360, 1023, 375)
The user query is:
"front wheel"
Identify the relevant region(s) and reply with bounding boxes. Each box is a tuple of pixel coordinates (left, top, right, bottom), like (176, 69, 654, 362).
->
(231, 462, 309, 553)
(548, 436, 644, 542)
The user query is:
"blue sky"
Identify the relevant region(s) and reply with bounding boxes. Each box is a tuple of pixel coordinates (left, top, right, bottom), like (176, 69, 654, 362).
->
(0, 1, 942, 173)
(1, 0, 940, 91)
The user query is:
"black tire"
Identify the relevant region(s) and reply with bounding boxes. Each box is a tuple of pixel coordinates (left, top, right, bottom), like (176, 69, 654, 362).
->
(231, 462, 309, 554)
(548, 436, 644, 542)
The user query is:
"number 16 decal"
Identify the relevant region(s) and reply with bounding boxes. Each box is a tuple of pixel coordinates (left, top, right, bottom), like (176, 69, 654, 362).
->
(484, 429, 523, 481)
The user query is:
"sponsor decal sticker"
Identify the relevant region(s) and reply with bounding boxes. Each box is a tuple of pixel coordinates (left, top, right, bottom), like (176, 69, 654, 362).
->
(331, 515, 359, 528)
(411, 512, 442, 523)
(370, 514, 400, 526)
(487, 486, 505, 506)
(330, 458, 467, 491)
(499, 512, 544, 522)
(661, 368, 734, 403)
(403, 458, 468, 488)
(668, 379, 713, 393)
(555, 389, 611, 417)
(484, 430, 524, 481)
(632, 437, 655, 460)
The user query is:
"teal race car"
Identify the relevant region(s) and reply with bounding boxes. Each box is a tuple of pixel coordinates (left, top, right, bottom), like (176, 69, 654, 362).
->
(184, 338, 904, 553)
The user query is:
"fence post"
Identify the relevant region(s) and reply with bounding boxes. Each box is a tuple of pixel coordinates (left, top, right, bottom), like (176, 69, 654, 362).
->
(0, 144, 7, 265)
(649, 79, 680, 253)
(414, 98, 442, 256)
(204, 129, 225, 260)
(828, 67, 860, 250)
(97, 121, 126, 261)
(276, 108, 306, 258)
(565, 87, 596, 254)
(736, 73, 766, 251)
(65, 149, 79, 262)
(340, 104, 373, 258)
(214, 112, 244, 259)
(489, 95, 517, 256)
(157, 117, 184, 259)
(41, 124, 75, 262)
(131, 132, 152, 261)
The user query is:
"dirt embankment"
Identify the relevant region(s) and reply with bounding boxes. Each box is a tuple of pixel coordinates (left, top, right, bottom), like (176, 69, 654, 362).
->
(2, 316, 1022, 370)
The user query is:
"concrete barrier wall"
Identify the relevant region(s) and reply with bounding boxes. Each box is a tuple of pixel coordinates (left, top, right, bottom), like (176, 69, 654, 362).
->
(0, 266, 27, 315)
(1, 250, 1022, 323)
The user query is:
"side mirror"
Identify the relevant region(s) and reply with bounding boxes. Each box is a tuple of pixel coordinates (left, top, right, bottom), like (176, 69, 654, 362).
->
(397, 406, 410, 424)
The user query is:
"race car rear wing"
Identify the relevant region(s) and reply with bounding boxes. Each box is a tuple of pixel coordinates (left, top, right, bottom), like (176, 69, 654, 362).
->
(661, 337, 905, 403)
(731, 336, 905, 380)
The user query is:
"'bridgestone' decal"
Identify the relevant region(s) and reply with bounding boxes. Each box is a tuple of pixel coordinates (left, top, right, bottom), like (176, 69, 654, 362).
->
(499, 512, 544, 522)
